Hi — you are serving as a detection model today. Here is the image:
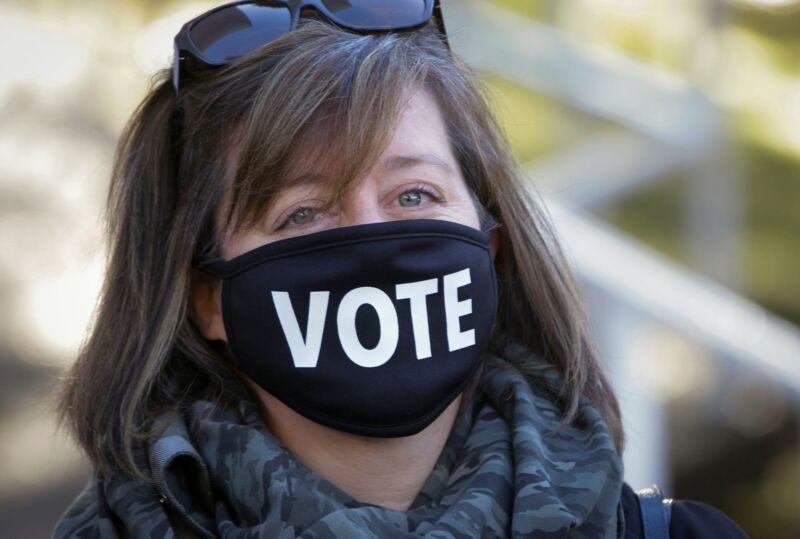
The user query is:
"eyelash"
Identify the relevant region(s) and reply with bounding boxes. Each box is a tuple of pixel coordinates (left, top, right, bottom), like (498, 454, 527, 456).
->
(276, 184, 444, 231)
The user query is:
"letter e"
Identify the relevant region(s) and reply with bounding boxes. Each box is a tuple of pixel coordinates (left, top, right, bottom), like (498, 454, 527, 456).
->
(443, 268, 475, 352)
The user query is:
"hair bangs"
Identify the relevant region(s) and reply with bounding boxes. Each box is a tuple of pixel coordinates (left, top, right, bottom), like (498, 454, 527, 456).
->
(219, 20, 428, 236)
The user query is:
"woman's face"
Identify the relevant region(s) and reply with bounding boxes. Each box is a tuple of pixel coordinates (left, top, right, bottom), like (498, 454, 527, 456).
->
(193, 87, 488, 342)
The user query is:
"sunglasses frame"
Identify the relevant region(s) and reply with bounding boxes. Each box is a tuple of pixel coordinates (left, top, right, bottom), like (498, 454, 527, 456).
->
(172, 0, 447, 94)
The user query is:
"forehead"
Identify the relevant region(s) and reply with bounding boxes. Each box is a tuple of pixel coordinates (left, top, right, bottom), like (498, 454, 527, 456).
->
(382, 87, 455, 162)
(283, 86, 460, 188)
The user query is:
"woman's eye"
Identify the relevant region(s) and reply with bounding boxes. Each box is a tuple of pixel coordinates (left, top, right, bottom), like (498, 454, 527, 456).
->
(397, 188, 440, 208)
(398, 191, 422, 207)
(282, 206, 318, 228)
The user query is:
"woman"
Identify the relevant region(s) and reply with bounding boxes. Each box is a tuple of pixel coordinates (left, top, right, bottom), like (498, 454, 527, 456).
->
(53, 1, 750, 538)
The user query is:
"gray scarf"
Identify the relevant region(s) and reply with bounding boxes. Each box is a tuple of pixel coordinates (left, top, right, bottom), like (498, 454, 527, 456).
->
(54, 340, 624, 538)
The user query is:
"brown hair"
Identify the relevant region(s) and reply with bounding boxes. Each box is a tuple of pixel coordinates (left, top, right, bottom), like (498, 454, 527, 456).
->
(56, 19, 624, 480)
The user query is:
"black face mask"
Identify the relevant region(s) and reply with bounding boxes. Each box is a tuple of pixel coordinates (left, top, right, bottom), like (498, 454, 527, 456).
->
(201, 219, 498, 437)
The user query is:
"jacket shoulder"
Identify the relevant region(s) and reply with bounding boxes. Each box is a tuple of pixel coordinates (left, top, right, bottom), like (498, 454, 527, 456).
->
(620, 482, 750, 539)
(670, 498, 750, 539)
(53, 469, 186, 539)
(52, 475, 104, 539)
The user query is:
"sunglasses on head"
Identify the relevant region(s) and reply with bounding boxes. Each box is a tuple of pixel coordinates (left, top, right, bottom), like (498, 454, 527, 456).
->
(172, 0, 448, 94)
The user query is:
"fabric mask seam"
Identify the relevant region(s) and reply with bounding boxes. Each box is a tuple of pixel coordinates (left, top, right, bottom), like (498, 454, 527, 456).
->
(205, 231, 491, 278)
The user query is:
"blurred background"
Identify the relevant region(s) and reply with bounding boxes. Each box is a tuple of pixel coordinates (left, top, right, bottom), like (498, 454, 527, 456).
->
(0, 0, 798, 537)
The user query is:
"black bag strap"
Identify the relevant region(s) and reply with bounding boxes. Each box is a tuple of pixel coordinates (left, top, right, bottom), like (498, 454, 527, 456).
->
(636, 485, 673, 539)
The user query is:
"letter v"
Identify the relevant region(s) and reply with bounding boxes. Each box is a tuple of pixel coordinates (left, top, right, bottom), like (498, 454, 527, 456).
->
(271, 291, 330, 368)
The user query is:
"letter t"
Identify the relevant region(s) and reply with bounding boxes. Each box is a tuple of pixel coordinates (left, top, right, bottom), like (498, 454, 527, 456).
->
(395, 278, 438, 359)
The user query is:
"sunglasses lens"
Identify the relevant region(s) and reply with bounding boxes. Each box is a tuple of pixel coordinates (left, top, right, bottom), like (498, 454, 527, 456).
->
(190, 3, 292, 64)
(320, 0, 429, 30)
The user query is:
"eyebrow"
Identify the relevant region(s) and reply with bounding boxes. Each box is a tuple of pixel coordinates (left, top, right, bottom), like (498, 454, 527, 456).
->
(279, 153, 457, 193)
(378, 153, 457, 176)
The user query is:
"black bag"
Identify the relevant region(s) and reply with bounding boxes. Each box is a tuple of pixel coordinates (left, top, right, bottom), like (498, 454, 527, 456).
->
(628, 483, 751, 539)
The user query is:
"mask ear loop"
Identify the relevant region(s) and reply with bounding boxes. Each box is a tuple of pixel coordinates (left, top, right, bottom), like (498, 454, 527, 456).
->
(479, 207, 502, 235)
(484, 217, 502, 234)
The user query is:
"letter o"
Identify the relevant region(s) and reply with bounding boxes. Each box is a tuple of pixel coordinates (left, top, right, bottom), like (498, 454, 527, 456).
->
(337, 287, 399, 368)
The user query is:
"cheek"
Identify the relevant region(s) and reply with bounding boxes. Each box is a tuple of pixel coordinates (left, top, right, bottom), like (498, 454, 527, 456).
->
(211, 279, 228, 341)
(452, 201, 481, 230)
(445, 188, 481, 230)
(223, 229, 273, 260)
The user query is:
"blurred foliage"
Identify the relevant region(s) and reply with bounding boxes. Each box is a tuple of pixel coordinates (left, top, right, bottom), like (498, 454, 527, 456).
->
(489, 0, 535, 12)
(17, 0, 187, 23)
(598, 143, 800, 325)
(481, 75, 614, 164)
(480, 61, 627, 176)
(481, 76, 561, 164)
(738, 147, 800, 324)
(488, 0, 551, 19)
(482, 0, 800, 327)
(740, 448, 800, 539)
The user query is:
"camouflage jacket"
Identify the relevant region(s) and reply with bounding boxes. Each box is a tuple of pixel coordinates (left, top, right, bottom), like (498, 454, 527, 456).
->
(53, 341, 624, 538)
